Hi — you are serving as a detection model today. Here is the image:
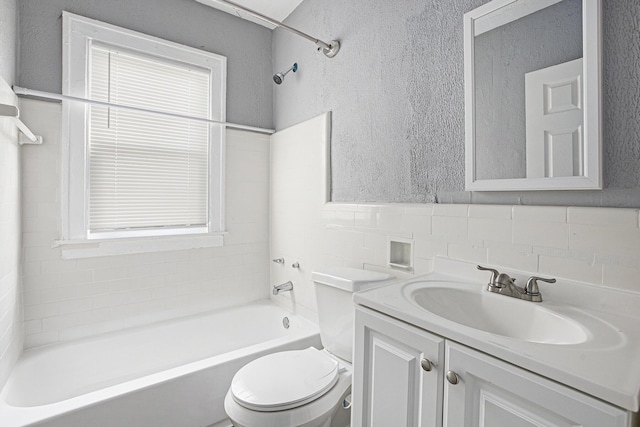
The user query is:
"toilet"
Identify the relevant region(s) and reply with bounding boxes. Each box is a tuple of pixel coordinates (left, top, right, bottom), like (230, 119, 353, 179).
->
(224, 267, 395, 427)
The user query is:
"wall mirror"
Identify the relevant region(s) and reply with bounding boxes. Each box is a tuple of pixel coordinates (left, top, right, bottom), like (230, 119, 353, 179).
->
(464, 0, 602, 191)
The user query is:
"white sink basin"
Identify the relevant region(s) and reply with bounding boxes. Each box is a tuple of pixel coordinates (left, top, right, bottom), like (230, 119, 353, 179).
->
(354, 258, 640, 412)
(409, 285, 589, 344)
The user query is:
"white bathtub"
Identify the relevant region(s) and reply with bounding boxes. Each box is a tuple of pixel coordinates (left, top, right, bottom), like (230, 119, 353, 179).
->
(0, 301, 321, 427)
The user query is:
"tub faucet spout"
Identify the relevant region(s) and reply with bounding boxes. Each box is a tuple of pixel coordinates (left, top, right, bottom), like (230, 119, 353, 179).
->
(273, 281, 294, 295)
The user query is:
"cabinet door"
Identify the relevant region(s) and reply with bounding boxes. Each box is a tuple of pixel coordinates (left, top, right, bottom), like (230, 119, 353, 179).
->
(443, 342, 629, 427)
(352, 306, 445, 427)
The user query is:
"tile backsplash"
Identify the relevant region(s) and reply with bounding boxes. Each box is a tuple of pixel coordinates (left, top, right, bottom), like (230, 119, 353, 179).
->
(319, 203, 640, 293)
(273, 199, 640, 324)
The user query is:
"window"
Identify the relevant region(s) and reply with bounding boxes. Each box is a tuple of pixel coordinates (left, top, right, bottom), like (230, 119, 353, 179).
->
(62, 12, 226, 242)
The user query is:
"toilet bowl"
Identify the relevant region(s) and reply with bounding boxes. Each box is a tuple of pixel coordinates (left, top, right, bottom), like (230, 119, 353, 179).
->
(224, 348, 352, 427)
(224, 267, 395, 427)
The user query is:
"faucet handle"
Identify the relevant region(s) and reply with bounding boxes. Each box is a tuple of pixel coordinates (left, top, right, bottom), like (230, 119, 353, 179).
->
(525, 276, 556, 296)
(477, 265, 500, 286)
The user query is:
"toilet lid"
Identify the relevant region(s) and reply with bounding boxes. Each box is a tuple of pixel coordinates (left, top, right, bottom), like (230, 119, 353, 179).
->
(230, 347, 339, 412)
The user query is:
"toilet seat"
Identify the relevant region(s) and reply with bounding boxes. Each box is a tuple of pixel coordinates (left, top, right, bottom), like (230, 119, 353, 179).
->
(231, 347, 340, 412)
(224, 364, 352, 427)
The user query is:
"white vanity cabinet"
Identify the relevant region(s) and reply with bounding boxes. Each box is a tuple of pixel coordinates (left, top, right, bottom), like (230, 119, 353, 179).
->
(352, 306, 445, 427)
(444, 342, 629, 427)
(353, 306, 632, 427)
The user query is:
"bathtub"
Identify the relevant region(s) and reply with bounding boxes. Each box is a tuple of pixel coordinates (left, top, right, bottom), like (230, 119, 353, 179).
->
(0, 301, 321, 427)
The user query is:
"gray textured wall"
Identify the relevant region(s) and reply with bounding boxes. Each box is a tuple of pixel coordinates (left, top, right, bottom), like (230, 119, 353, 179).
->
(274, 0, 640, 207)
(18, 0, 273, 129)
(0, 0, 16, 83)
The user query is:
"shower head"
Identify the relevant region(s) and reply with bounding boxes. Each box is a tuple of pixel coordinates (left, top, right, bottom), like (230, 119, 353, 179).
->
(273, 63, 298, 85)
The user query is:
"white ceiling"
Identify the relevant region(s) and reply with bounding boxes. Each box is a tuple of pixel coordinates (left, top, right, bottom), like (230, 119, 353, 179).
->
(195, 0, 305, 29)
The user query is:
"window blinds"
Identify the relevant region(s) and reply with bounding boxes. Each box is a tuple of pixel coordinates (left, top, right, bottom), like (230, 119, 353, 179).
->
(88, 45, 211, 233)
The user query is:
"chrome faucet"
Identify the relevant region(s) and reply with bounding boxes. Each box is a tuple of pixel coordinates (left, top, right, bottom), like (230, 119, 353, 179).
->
(477, 265, 555, 302)
(273, 281, 294, 295)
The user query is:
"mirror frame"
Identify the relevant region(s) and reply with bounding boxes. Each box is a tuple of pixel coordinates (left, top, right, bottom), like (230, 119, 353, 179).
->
(464, 0, 602, 191)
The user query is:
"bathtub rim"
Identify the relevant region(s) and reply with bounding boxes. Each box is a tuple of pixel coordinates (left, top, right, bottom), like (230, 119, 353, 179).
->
(0, 300, 320, 427)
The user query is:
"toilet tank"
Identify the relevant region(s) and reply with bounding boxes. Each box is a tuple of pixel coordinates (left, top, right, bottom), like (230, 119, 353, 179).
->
(311, 268, 395, 363)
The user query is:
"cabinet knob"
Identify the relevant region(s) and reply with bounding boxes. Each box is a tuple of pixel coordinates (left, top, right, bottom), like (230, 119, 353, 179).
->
(421, 358, 432, 372)
(446, 370, 459, 385)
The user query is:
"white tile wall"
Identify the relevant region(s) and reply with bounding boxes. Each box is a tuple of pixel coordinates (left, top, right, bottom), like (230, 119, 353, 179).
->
(18, 100, 640, 351)
(19, 100, 271, 348)
(0, 78, 23, 388)
(269, 113, 331, 323)
(317, 204, 640, 293)
(268, 115, 640, 322)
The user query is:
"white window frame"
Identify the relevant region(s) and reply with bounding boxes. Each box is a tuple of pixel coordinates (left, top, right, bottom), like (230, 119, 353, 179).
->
(61, 12, 226, 247)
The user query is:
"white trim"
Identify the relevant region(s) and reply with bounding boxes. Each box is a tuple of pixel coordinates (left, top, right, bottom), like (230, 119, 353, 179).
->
(473, 0, 564, 36)
(465, 175, 601, 192)
(62, 12, 227, 243)
(88, 226, 209, 240)
(321, 112, 332, 204)
(464, 0, 602, 192)
(464, 10, 475, 192)
(582, 0, 603, 189)
(54, 233, 225, 260)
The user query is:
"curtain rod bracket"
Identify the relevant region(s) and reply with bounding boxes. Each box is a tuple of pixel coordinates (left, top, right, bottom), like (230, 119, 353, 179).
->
(319, 40, 340, 58)
(0, 102, 43, 145)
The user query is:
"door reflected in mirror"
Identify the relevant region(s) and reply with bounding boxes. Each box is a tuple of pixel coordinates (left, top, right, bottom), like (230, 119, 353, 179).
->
(464, 0, 602, 191)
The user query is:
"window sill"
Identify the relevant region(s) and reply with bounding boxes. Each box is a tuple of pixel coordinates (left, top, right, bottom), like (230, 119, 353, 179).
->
(53, 233, 226, 259)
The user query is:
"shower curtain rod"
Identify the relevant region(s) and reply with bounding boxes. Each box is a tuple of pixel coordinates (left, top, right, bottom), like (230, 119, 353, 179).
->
(202, 0, 340, 58)
(12, 86, 275, 135)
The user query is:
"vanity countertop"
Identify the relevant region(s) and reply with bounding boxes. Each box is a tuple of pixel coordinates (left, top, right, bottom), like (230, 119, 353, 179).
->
(354, 258, 640, 412)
